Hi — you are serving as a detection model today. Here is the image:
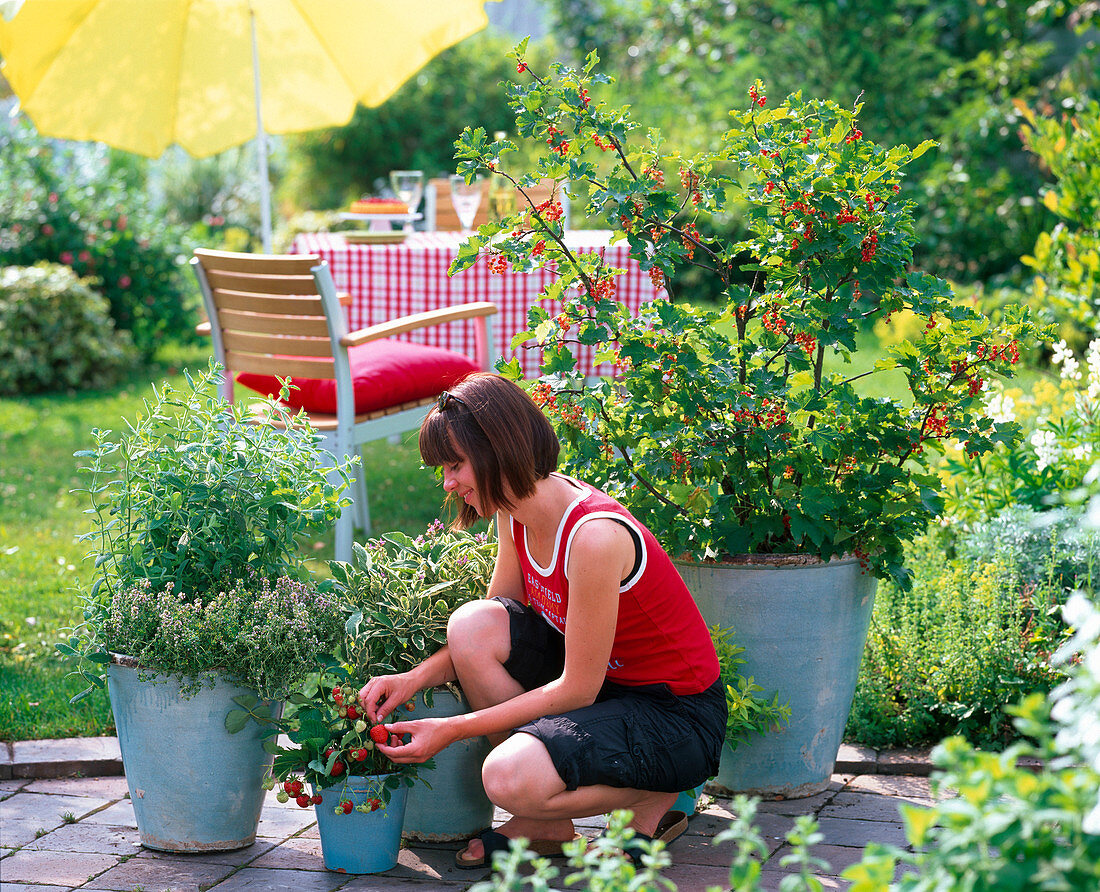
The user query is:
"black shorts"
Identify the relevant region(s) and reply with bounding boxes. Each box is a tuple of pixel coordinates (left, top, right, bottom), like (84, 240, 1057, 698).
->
(495, 597, 727, 793)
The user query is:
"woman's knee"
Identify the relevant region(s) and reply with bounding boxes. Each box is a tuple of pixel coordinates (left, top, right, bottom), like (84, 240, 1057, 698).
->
(448, 599, 510, 663)
(482, 735, 562, 808)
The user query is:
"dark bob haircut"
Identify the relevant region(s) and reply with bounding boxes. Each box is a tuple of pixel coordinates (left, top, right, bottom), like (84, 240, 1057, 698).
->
(419, 373, 560, 528)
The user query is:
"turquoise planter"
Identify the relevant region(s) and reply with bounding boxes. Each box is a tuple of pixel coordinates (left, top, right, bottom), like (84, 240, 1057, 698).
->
(676, 555, 876, 799)
(402, 686, 493, 842)
(107, 660, 278, 852)
(673, 784, 704, 815)
(313, 776, 409, 873)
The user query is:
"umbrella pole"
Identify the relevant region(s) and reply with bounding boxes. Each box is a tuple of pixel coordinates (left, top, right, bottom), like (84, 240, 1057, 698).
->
(250, 6, 273, 253)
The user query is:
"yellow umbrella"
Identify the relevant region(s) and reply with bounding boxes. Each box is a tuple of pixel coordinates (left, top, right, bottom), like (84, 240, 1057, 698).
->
(0, 0, 495, 249)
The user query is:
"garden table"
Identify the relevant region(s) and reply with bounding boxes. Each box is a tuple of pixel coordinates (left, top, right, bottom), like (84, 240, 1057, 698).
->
(290, 231, 659, 377)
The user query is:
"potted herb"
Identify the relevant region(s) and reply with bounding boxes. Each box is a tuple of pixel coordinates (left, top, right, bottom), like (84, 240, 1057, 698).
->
(256, 667, 428, 874)
(333, 522, 497, 841)
(449, 45, 1048, 796)
(62, 361, 352, 851)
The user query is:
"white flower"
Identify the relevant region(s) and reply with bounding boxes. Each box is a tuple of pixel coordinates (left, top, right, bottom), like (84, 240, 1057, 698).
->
(1071, 443, 1094, 463)
(984, 390, 1016, 424)
(1030, 428, 1061, 471)
(1052, 339, 1082, 380)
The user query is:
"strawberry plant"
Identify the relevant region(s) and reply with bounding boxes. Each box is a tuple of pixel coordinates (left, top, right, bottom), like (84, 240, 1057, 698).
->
(451, 43, 1051, 589)
(235, 665, 431, 815)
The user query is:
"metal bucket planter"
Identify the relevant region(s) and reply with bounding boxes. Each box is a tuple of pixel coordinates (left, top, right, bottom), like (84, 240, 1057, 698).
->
(313, 775, 409, 873)
(402, 685, 493, 842)
(675, 554, 876, 799)
(107, 657, 279, 852)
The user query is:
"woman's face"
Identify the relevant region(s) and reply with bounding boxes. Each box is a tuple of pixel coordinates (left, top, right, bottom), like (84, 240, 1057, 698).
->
(441, 447, 486, 517)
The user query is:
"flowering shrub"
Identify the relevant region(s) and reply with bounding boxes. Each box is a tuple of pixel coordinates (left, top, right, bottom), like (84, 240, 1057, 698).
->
(0, 125, 198, 358)
(941, 337, 1100, 524)
(64, 361, 354, 697)
(846, 530, 1066, 749)
(92, 575, 344, 700)
(451, 45, 1048, 587)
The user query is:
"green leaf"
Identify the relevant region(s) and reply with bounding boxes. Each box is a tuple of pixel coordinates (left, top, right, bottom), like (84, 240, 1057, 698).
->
(224, 709, 250, 734)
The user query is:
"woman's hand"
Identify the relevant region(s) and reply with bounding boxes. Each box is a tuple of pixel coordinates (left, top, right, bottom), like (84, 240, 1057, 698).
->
(358, 673, 419, 723)
(373, 717, 455, 764)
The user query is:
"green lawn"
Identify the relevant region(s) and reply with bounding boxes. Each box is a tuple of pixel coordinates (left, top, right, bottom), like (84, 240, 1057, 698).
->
(0, 342, 446, 741)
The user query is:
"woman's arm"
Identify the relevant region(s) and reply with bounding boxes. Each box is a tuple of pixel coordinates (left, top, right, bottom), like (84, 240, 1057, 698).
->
(377, 518, 635, 762)
(486, 510, 525, 602)
(361, 512, 522, 722)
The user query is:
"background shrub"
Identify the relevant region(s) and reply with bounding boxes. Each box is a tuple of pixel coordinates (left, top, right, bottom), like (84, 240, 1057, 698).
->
(0, 263, 136, 396)
(958, 504, 1098, 591)
(0, 124, 199, 358)
(846, 530, 1065, 749)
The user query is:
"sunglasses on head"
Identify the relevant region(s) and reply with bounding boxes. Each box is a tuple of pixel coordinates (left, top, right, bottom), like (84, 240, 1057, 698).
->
(437, 390, 469, 412)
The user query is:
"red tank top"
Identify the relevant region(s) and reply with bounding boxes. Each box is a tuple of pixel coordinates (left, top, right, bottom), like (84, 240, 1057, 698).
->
(510, 476, 719, 695)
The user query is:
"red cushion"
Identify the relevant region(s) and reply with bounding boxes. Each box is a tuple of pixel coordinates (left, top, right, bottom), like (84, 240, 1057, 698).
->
(236, 338, 479, 415)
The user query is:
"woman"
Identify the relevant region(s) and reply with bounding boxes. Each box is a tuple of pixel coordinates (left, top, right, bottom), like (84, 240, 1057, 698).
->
(358, 372, 725, 868)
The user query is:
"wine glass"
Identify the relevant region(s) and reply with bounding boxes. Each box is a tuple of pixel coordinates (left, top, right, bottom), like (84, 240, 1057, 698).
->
(449, 175, 483, 233)
(389, 170, 424, 231)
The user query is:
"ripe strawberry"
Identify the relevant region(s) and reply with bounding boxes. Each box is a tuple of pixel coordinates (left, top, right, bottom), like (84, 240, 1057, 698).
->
(311, 794, 323, 805)
(345, 704, 359, 720)
(295, 793, 310, 808)
(341, 799, 354, 814)
(369, 724, 389, 745)
(354, 748, 367, 761)
(330, 760, 346, 777)
(282, 780, 295, 795)
(370, 798, 382, 811)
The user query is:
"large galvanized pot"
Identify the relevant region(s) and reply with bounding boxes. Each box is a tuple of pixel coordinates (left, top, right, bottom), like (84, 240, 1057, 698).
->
(675, 554, 876, 799)
(107, 657, 279, 852)
(313, 775, 408, 874)
(402, 685, 493, 842)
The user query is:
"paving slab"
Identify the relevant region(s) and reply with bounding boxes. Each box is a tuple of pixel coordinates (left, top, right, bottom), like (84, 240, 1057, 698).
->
(10, 737, 122, 779)
(835, 743, 878, 773)
(255, 803, 318, 839)
(203, 866, 348, 891)
(756, 868, 847, 890)
(1, 818, 51, 850)
(818, 790, 929, 823)
(815, 815, 909, 848)
(20, 821, 142, 856)
(0, 779, 30, 798)
(0, 885, 75, 892)
(87, 854, 240, 891)
(79, 799, 135, 826)
(877, 748, 935, 776)
(248, 834, 328, 870)
(845, 774, 935, 800)
(131, 838, 278, 867)
(0, 848, 120, 886)
(0, 790, 111, 825)
(23, 776, 130, 799)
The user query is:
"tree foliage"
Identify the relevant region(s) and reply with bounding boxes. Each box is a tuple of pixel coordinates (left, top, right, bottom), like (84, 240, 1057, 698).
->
(542, 0, 1099, 284)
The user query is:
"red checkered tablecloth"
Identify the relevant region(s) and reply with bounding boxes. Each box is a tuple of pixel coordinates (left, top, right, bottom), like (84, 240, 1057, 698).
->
(290, 231, 659, 378)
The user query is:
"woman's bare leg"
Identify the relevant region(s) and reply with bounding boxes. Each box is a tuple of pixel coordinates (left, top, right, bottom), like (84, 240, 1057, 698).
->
(447, 599, 524, 745)
(461, 731, 678, 861)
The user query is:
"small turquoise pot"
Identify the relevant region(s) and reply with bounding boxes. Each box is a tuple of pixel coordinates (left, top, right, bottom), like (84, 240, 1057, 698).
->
(673, 784, 704, 815)
(314, 775, 409, 874)
(107, 658, 279, 852)
(402, 686, 493, 842)
(677, 555, 876, 799)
